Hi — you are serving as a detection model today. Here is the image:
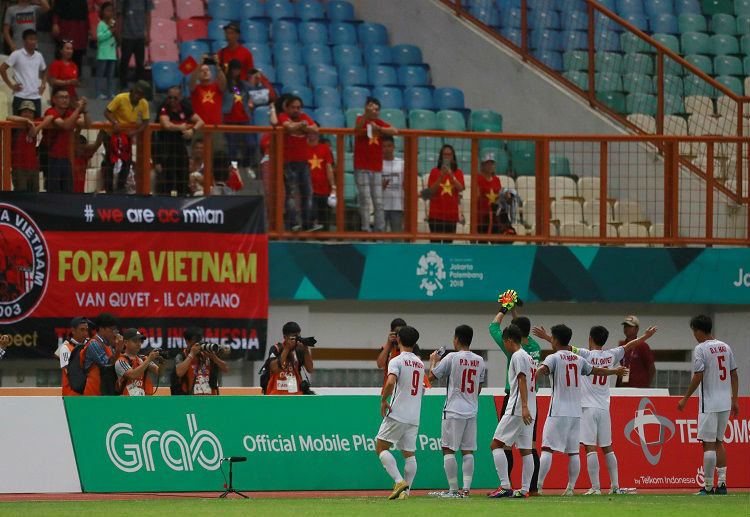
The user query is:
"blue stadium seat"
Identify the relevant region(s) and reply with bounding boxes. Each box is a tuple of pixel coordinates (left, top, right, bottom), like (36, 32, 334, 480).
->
(282, 85, 313, 107)
(273, 42, 302, 64)
(651, 13, 680, 34)
(555, 0, 587, 10)
(358, 22, 388, 46)
(245, 43, 271, 64)
(343, 86, 371, 109)
(623, 12, 649, 31)
(500, 8, 522, 29)
(527, 0, 555, 11)
(595, 29, 621, 51)
(303, 43, 332, 65)
(326, 0, 355, 21)
(255, 62, 276, 82)
(314, 107, 345, 128)
(299, 21, 328, 45)
(373, 86, 403, 109)
(533, 49, 563, 71)
(595, 12, 622, 32)
(369, 65, 399, 87)
(241, 20, 269, 43)
(210, 40, 225, 54)
(561, 9, 587, 31)
(594, 0, 616, 11)
(529, 9, 561, 30)
(398, 65, 429, 87)
(265, 0, 296, 20)
(277, 63, 308, 86)
(152, 62, 182, 92)
(238, 0, 265, 19)
(332, 44, 362, 67)
(254, 106, 271, 127)
(433, 87, 465, 110)
(296, 0, 325, 21)
(309, 63, 338, 87)
(561, 30, 587, 50)
(500, 27, 523, 46)
(208, 0, 239, 21)
(314, 86, 342, 108)
(529, 29, 562, 51)
(271, 20, 298, 43)
(208, 19, 229, 42)
(645, 0, 676, 17)
(469, 5, 501, 26)
(179, 40, 210, 63)
(339, 64, 368, 87)
(617, 0, 645, 14)
(404, 87, 434, 110)
(328, 22, 357, 46)
(363, 45, 393, 65)
(674, 0, 702, 14)
(391, 44, 423, 65)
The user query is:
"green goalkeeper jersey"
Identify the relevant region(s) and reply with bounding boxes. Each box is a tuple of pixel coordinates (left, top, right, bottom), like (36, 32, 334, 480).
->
(489, 321, 542, 394)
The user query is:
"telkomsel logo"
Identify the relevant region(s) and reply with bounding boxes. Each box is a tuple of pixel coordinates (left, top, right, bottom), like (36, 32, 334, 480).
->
(416, 251, 446, 297)
(106, 414, 223, 472)
(624, 397, 676, 465)
(0, 203, 49, 323)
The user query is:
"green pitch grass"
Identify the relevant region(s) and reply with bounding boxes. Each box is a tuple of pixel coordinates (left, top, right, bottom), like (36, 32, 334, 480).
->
(1, 494, 748, 517)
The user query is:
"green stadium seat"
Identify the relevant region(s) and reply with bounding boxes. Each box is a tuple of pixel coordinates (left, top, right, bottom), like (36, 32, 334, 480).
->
(418, 151, 439, 175)
(549, 154, 571, 176)
(665, 56, 686, 76)
(685, 54, 714, 74)
(620, 32, 652, 53)
(665, 93, 686, 114)
(715, 75, 744, 95)
(678, 13, 707, 32)
(710, 34, 739, 55)
(742, 35, 750, 54)
(702, 0, 733, 15)
(380, 108, 406, 129)
(507, 140, 535, 155)
(344, 172, 359, 207)
(596, 91, 627, 113)
(564, 71, 589, 90)
(623, 73, 655, 93)
(595, 52, 624, 73)
(626, 93, 658, 115)
(563, 50, 588, 71)
(714, 55, 744, 75)
(436, 110, 466, 131)
(735, 0, 750, 16)
(681, 32, 712, 55)
(652, 33, 681, 53)
(595, 72, 623, 92)
(661, 74, 685, 96)
(737, 15, 750, 34)
(470, 110, 503, 132)
(745, 55, 750, 74)
(623, 53, 655, 74)
(684, 75, 719, 96)
(711, 14, 738, 34)
(511, 149, 536, 176)
(493, 149, 511, 175)
(409, 109, 437, 130)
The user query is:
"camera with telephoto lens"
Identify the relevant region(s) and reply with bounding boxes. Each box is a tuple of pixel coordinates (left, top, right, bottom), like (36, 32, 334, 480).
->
(294, 336, 317, 348)
(199, 341, 220, 353)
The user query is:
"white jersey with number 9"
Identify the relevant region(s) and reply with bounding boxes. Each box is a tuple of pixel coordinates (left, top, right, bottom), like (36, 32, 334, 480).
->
(386, 351, 425, 426)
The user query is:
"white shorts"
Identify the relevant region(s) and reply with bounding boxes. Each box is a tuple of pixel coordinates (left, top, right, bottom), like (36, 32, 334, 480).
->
(697, 411, 730, 442)
(542, 415, 581, 454)
(376, 416, 419, 452)
(441, 417, 477, 451)
(493, 414, 534, 450)
(580, 407, 612, 447)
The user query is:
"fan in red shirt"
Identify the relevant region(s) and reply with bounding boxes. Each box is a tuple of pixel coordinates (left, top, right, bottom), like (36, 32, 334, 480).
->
(307, 133, 335, 231)
(277, 95, 318, 231)
(190, 55, 226, 126)
(426, 144, 465, 243)
(217, 22, 254, 80)
(48, 41, 80, 100)
(42, 89, 90, 192)
(353, 97, 397, 232)
(477, 152, 502, 235)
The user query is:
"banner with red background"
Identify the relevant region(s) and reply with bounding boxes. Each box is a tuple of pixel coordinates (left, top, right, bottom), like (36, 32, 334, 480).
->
(495, 395, 750, 489)
(0, 193, 268, 360)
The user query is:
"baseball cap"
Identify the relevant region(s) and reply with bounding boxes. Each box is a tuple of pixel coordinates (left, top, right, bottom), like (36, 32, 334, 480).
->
(122, 328, 146, 341)
(223, 22, 241, 33)
(481, 152, 496, 163)
(70, 316, 90, 328)
(18, 100, 36, 113)
(622, 315, 640, 327)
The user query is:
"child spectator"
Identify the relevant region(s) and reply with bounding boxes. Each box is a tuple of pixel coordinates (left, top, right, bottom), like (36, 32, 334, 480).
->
(381, 134, 404, 232)
(477, 152, 501, 235)
(3, 0, 49, 52)
(223, 59, 256, 172)
(48, 39, 79, 101)
(95, 2, 116, 100)
(0, 28, 46, 116)
(73, 129, 105, 193)
(7, 99, 49, 191)
(308, 133, 335, 231)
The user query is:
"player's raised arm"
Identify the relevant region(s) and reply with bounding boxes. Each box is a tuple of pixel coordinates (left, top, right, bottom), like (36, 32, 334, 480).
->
(531, 326, 552, 344)
(622, 326, 658, 352)
(381, 373, 397, 417)
(490, 290, 518, 352)
(428, 349, 441, 382)
(590, 365, 629, 377)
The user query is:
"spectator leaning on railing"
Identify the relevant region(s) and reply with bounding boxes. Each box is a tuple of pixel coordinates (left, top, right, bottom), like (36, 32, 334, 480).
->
(42, 90, 90, 193)
(3, 0, 49, 53)
(426, 144, 465, 243)
(0, 28, 46, 117)
(7, 99, 50, 192)
(308, 132, 335, 231)
(477, 152, 501, 235)
(223, 58, 256, 172)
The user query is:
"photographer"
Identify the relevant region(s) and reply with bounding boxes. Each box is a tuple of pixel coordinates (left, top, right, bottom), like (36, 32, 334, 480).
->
(0, 334, 9, 359)
(83, 312, 122, 395)
(115, 328, 160, 396)
(57, 316, 90, 396)
(376, 318, 429, 390)
(265, 321, 314, 395)
(173, 327, 228, 395)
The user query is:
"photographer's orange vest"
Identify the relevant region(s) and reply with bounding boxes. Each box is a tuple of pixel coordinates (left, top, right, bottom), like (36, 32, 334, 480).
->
(116, 354, 155, 396)
(82, 339, 113, 396)
(177, 349, 218, 395)
(266, 344, 302, 395)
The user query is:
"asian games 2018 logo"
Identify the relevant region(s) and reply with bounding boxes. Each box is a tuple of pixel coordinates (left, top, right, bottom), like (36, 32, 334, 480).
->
(0, 203, 49, 323)
(416, 251, 446, 297)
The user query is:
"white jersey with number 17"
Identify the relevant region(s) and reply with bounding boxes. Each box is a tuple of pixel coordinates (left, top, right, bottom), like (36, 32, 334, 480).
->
(694, 339, 737, 413)
(575, 346, 625, 410)
(387, 351, 425, 425)
(543, 350, 593, 417)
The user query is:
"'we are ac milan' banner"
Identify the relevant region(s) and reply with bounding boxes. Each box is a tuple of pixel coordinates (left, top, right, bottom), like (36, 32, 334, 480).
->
(0, 194, 268, 360)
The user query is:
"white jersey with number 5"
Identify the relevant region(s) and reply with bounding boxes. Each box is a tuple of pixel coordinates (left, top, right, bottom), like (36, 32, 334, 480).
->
(543, 350, 593, 417)
(432, 350, 487, 419)
(575, 346, 625, 410)
(694, 339, 737, 413)
(505, 349, 537, 417)
(387, 351, 425, 425)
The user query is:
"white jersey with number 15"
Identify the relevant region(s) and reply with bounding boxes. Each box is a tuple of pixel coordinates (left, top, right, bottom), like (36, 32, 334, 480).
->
(432, 350, 487, 419)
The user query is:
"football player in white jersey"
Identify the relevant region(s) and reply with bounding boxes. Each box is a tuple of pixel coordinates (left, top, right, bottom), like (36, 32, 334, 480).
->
(487, 324, 538, 499)
(535, 324, 657, 494)
(429, 324, 487, 498)
(678, 314, 739, 495)
(376, 325, 425, 500)
(534, 324, 627, 495)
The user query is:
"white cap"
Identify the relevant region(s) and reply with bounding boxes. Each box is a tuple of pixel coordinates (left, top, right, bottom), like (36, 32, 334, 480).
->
(622, 315, 640, 327)
(481, 152, 496, 163)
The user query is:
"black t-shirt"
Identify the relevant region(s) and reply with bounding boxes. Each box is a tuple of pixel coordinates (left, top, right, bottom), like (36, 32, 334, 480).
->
(154, 100, 194, 146)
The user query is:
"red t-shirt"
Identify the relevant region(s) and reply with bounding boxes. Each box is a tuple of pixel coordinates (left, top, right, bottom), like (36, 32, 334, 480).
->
(477, 174, 502, 216)
(353, 117, 390, 172)
(12, 127, 39, 170)
(218, 45, 254, 80)
(308, 142, 334, 195)
(48, 59, 79, 99)
(278, 111, 315, 163)
(427, 167, 464, 222)
(224, 87, 250, 124)
(191, 83, 222, 125)
(617, 340, 654, 388)
(44, 107, 75, 159)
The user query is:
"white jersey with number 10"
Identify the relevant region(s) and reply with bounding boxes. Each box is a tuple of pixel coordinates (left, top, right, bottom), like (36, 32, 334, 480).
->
(543, 350, 593, 417)
(386, 351, 425, 426)
(576, 346, 625, 410)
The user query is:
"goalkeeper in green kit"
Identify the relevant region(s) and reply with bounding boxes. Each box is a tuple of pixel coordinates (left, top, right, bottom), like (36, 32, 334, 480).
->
(489, 289, 543, 495)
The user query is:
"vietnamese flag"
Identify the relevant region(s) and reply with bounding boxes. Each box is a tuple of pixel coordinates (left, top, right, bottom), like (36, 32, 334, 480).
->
(179, 55, 198, 75)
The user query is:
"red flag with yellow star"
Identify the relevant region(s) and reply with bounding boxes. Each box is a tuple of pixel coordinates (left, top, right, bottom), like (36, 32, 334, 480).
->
(178, 55, 198, 76)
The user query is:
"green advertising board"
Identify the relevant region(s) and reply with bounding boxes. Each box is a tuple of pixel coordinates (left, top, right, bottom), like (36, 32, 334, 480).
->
(269, 243, 750, 304)
(64, 396, 501, 492)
